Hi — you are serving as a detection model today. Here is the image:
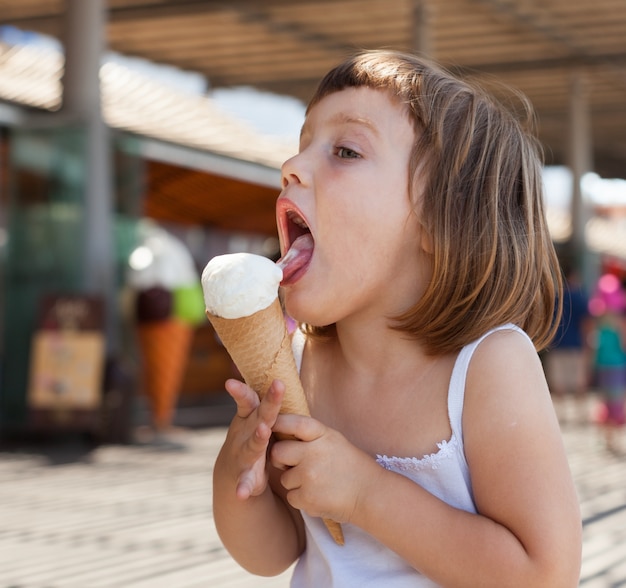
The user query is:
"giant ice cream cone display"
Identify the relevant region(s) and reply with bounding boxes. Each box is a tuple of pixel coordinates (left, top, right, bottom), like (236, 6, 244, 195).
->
(128, 221, 205, 437)
(136, 318, 193, 431)
(202, 252, 344, 546)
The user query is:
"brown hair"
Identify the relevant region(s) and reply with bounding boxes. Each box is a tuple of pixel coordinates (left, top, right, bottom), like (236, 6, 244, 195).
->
(304, 50, 562, 354)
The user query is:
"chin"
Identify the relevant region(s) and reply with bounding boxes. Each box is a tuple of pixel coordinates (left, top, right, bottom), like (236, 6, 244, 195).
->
(283, 285, 335, 325)
(285, 305, 321, 329)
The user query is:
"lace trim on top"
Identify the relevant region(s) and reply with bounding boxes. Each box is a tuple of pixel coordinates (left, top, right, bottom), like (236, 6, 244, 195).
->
(376, 432, 459, 472)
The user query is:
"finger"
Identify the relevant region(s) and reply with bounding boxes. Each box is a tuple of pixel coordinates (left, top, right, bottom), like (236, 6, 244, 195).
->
(244, 419, 272, 456)
(257, 379, 285, 423)
(236, 464, 269, 500)
(280, 465, 301, 493)
(236, 422, 274, 500)
(273, 413, 325, 442)
(225, 378, 260, 418)
(236, 469, 255, 500)
(270, 438, 302, 470)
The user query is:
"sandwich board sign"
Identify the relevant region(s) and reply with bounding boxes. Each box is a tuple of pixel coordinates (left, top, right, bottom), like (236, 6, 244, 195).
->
(27, 294, 105, 429)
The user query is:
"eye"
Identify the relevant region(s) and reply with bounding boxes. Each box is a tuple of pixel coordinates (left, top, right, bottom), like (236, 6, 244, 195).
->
(336, 146, 360, 159)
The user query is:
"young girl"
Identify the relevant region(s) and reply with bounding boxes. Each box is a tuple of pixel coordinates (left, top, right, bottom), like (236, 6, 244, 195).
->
(212, 50, 582, 587)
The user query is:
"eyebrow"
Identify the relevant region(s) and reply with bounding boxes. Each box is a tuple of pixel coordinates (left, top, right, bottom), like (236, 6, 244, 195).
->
(300, 112, 380, 139)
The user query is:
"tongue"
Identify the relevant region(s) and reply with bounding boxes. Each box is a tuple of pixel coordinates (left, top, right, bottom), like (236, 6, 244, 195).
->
(276, 233, 314, 284)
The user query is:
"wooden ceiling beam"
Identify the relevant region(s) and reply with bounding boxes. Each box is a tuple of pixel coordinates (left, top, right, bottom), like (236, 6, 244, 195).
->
(107, 0, 359, 56)
(472, 0, 586, 54)
(451, 52, 626, 74)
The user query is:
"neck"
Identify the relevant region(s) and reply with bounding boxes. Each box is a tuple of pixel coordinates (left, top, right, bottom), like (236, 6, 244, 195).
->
(331, 316, 434, 381)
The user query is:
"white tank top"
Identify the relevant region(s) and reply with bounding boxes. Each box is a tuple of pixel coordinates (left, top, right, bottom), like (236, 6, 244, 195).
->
(290, 324, 529, 587)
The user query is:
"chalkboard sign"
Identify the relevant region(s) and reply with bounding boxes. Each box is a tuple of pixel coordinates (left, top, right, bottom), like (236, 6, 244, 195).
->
(28, 295, 105, 418)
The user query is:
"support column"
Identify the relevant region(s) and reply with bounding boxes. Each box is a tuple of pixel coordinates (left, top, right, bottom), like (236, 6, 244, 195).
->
(412, 0, 432, 57)
(61, 0, 117, 350)
(568, 71, 594, 284)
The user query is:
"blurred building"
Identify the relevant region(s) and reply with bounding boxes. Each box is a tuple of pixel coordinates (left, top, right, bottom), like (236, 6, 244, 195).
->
(0, 9, 295, 436)
(0, 2, 624, 437)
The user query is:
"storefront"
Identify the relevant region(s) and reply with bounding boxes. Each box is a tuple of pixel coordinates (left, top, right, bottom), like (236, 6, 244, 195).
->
(0, 0, 306, 439)
(0, 108, 287, 438)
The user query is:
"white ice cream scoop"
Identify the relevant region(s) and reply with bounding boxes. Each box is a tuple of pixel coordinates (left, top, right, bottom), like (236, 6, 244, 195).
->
(201, 252, 283, 319)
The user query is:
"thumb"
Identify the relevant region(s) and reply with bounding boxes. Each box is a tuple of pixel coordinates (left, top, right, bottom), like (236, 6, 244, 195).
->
(235, 469, 256, 500)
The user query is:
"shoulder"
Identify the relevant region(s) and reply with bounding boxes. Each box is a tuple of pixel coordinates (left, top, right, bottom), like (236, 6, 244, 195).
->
(463, 326, 554, 454)
(471, 326, 537, 369)
(467, 324, 546, 392)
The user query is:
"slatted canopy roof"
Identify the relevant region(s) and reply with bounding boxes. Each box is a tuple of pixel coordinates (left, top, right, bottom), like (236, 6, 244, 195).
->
(1, 0, 625, 190)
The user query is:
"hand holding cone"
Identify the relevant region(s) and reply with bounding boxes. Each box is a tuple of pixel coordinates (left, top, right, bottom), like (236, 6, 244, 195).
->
(202, 253, 343, 544)
(205, 296, 344, 546)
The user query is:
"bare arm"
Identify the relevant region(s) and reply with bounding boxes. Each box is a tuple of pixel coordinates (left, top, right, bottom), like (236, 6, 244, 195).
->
(212, 379, 305, 576)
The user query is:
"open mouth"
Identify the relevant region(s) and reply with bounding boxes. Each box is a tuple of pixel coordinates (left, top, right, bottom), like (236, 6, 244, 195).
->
(277, 209, 314, 284)
(286, 210, 310, 246)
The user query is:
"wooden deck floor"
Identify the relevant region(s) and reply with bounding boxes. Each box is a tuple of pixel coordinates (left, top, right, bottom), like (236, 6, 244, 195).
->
(0, 398, 624, 587)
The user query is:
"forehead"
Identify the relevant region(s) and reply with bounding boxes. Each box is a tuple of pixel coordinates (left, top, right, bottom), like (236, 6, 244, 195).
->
(302, 87, 411, 137)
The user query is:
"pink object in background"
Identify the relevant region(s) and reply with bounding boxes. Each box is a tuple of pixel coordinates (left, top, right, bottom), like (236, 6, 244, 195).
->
(589, 273, 626, 316)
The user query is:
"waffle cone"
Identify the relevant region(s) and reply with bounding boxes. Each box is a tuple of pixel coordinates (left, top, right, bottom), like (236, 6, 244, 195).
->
(136, 319, 193, 429)
(206, 298, 344, 545)
(206, 299, 308, 414)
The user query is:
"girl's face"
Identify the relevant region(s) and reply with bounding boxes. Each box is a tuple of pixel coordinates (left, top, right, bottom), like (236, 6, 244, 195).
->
(276, 86, 430, 327)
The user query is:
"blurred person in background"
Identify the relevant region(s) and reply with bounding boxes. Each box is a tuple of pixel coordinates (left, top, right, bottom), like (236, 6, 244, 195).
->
(545, 266, 591, 424)
(588, 273, 626, 453)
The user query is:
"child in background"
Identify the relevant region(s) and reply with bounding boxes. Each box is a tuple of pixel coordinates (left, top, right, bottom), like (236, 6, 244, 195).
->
(589, 273, 626, 453)
(212, 50, 582, 587)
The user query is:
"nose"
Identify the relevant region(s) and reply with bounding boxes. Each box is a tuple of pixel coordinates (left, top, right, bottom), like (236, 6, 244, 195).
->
(281, 152, 305, 189)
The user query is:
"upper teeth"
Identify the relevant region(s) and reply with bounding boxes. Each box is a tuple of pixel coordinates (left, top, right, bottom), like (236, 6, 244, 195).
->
(288, 211, 308, 229)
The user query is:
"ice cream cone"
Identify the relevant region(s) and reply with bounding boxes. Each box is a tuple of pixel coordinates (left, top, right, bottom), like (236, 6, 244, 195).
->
(206, 298, 344, 546)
